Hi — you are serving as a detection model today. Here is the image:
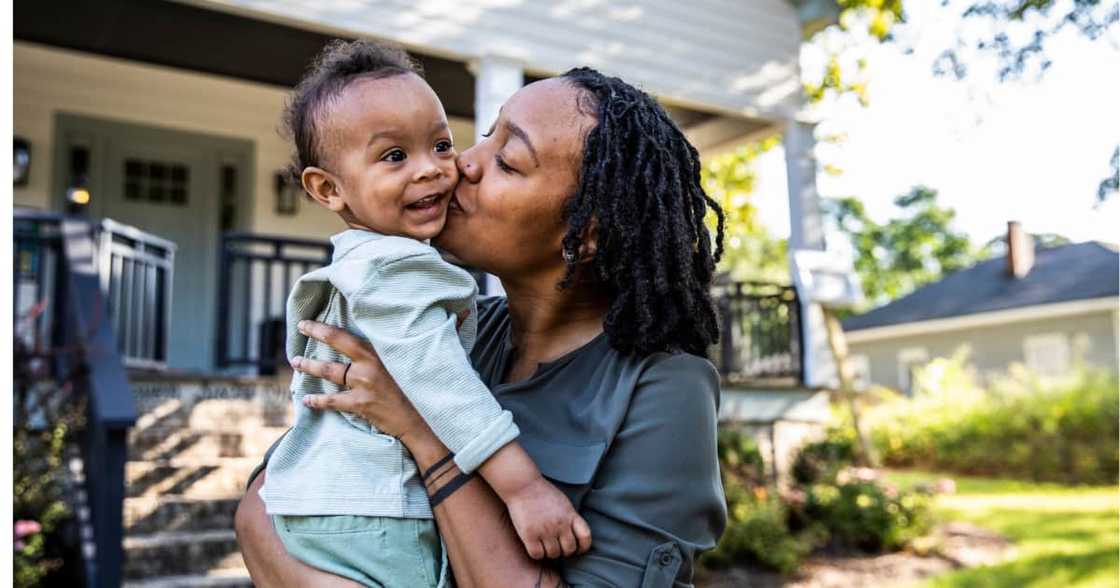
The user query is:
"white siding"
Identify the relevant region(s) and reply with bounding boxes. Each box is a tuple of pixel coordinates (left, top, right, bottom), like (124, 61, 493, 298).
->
(13, 42, 476, 239)
(189, 0, 803, 118)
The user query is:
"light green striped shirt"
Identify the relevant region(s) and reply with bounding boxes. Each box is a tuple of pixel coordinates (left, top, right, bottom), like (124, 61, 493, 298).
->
(260, 229, 519, 518)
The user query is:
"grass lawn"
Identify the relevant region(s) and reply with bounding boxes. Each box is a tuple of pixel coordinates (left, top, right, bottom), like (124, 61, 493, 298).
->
(887, 471, 1119, 588)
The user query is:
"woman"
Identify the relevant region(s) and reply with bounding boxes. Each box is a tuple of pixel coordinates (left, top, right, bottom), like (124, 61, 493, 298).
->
(235, 67, 728, 587)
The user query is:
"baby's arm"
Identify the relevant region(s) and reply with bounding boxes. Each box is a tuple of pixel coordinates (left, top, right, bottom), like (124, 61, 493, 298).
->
(336, 248, 590, 558)
(478, 443, 593, 560)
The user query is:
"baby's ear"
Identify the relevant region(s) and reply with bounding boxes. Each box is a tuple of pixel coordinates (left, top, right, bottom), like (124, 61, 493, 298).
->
(302, 167, 347, 213)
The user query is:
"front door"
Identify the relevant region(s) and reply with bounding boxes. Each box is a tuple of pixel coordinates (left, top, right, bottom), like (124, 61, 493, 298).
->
(54, 114, 253, 371)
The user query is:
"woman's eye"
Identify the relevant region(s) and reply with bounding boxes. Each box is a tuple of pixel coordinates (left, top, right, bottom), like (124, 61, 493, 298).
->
(381, 149, 406, 162)
(435, 140, 453, 153)
(495, 154, 515, 173)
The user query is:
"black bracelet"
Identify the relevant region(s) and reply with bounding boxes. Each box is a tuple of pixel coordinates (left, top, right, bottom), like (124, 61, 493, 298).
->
(421, 452, 455, 481)
(428, 471, 475, 509)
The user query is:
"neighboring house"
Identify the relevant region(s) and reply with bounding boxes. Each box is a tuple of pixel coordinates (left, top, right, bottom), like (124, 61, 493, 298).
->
(843, 222, 1120, 394)
(13, 2, 849, 584)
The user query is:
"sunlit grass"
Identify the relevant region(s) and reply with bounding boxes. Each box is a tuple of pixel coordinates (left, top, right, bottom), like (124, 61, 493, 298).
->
(887, 471, 1119, 588)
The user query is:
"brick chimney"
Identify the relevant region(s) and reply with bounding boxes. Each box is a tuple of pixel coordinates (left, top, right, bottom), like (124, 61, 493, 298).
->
(1006, 221, 1035, 278)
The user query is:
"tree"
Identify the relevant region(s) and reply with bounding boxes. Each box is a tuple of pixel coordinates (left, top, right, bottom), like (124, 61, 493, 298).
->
(825, 186, 976, 309)
(702, 136, 790, 284)
(804, 1, 1118, 201)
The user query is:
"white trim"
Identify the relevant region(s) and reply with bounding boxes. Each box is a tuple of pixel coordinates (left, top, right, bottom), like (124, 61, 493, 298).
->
(846, 297, 1119, 344)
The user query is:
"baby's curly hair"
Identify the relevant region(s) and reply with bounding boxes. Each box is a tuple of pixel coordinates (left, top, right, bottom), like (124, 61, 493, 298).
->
(559, 67, 725, 357)
(282, 39, 419, 180)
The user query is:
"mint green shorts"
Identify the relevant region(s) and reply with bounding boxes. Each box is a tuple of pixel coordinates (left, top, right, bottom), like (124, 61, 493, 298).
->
(272, 514, 450, 587)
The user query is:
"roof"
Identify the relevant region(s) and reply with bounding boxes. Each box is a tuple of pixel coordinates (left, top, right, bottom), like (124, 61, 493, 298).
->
(843, 242, 1119, 332)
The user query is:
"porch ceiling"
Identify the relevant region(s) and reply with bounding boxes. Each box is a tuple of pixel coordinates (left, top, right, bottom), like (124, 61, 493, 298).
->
(14, 0, 775, 150)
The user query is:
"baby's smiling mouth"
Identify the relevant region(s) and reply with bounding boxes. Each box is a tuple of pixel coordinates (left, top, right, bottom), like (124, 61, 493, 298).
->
(405, 193, 445, 211)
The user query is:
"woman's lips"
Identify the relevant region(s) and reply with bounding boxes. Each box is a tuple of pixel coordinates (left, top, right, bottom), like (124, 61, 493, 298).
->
(448, 192, 464, 213)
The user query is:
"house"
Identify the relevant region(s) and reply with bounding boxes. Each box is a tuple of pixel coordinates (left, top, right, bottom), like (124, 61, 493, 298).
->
(12, 1, 849, 584)
(843, 222, 1120, 394)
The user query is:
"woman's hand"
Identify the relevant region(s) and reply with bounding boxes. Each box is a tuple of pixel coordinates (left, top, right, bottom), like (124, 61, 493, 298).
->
(290, 320, 427, 442)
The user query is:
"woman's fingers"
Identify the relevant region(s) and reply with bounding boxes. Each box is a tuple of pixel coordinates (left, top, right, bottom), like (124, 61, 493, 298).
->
(573, 516, 592, 554)
(558, 528, 577, 557)
(297, 320, 373, 358)
(543, 536, 562, 559)
(302, 392, 356, 413)
(291, 356, 349, 387)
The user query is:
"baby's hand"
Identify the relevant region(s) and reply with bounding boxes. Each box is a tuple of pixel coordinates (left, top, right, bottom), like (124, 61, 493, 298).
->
(506, 476, 592, 560)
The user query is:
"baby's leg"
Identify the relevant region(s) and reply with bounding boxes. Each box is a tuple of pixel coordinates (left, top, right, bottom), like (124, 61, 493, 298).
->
(273, 515, 447, 588)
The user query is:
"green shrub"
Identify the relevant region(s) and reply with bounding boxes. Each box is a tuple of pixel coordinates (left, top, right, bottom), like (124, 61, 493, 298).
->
(869, 364, 1119, 484)
(703, 496, 818, 573)
(794, 476, 934, 552)
(791, 428, 857, 485)
(707, 427, 934, 573)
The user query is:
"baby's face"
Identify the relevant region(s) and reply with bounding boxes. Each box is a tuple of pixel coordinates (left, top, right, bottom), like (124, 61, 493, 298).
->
(323, 73, 459, 240)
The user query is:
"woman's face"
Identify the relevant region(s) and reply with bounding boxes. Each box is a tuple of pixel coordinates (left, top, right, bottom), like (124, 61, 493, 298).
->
(434, 78, 595, 281)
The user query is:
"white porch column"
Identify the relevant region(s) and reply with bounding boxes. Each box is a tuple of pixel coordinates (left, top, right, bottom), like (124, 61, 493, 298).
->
(784, 119, 838, 389)
(470, 55, 523, 296)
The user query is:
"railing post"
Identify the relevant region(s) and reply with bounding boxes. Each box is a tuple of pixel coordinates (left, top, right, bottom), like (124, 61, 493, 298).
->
(59, 218, 137, 588)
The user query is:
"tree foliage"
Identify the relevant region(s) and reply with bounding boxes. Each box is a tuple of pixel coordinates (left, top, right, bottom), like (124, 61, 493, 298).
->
(806, 0, 1118, 201)
(825, 186, 976, 308)
(702, 136, 790, 284)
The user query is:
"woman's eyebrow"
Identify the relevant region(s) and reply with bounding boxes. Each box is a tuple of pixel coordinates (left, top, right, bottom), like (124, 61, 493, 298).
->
(504, 120, 540, 168)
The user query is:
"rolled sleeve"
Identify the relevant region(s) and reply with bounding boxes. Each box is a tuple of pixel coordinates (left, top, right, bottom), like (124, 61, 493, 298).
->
(563, 353, 727, 587)
(339, 251, 519, 474)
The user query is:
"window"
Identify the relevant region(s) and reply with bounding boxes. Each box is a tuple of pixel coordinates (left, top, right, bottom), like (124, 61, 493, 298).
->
(897, 347, 929, 396)
(1023, 333, 1070, 377)
(123, 158, 189, 205)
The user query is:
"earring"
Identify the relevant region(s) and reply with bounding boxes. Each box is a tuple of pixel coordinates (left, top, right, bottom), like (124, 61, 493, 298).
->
(562, 248, 576, 264)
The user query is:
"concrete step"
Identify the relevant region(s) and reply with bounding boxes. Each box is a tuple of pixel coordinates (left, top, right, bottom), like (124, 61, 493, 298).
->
(125, 496, 241, 535)
(124, 529, 245, 580)
(123, 569, 253, 588)
(130, 426, 289, 461)
(127, 458, 259, 499)
(131, 396, 293, 434)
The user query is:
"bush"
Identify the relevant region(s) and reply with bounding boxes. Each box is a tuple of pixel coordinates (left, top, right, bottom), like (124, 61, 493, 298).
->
(13, 341, 85, 588)
(703, 495, 818, 574)
(793, 473, 933, 552)
(868, 363, 1119, 485)
(791, 428, 857, 486)
(705, 427, 935, 573)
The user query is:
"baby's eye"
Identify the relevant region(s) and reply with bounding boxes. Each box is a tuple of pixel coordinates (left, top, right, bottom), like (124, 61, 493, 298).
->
(435, 140, 453, 153)
(381, 148, 406, 163)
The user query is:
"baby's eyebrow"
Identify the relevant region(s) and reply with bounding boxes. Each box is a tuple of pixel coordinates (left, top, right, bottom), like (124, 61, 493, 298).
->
(366, 130, 401, 147)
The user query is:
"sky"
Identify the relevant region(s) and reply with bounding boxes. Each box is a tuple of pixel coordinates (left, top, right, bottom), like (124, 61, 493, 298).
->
(747, 0, 1120, 249)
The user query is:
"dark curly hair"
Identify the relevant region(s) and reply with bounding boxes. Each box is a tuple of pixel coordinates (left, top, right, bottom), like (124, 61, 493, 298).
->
(282, 40, 419, 180)
(559, 67, 725, 357)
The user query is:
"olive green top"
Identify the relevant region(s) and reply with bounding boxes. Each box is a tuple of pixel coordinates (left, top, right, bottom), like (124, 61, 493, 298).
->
(470, 297, 726, 587)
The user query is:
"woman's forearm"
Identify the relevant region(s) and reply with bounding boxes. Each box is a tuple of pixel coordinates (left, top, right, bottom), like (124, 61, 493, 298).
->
(403, 428, 553, 587)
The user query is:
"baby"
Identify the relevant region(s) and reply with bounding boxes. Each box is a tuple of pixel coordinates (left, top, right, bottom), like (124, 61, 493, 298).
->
(258, 40, 589, 587)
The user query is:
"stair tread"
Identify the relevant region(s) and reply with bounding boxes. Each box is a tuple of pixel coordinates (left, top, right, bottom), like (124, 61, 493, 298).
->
(122, 568, 252, 588)
(125, 529, 237, 549)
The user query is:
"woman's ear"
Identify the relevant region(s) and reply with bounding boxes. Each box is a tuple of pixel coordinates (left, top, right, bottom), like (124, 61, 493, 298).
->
(302, 167, 347, 213)
(578, 218, 599, 262)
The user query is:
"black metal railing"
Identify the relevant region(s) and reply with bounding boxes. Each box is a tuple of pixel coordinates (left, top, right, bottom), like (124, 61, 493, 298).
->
(214, 232, 491, 374)
(712, 281, 803, 385)
(215, 232, 333, 373)
(14, 210, 137, 587)
(97, 219, 175, 370)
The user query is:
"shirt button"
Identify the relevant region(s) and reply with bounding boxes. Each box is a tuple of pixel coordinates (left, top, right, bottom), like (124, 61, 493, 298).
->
(659, 552, 675, 566)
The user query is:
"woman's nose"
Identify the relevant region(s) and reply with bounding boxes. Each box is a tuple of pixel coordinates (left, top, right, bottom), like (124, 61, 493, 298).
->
(457, 145, 482, 183)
